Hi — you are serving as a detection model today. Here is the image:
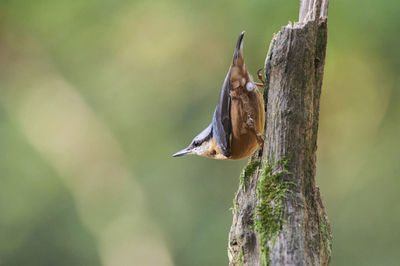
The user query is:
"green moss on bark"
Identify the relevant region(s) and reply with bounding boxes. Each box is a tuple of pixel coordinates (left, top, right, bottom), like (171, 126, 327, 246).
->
(231, 196, 240, 214)
(238, 248, 243, 265)
(240, 160, 262, 191)
(320, 218, 333, 258)
(254, 155, 292, 266)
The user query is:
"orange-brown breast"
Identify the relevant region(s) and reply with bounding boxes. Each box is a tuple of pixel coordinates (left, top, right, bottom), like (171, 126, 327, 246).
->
(228, 65, 265, 160)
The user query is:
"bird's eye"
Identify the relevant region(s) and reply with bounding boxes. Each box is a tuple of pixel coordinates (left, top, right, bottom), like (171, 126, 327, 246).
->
(192, 140, 200, 147)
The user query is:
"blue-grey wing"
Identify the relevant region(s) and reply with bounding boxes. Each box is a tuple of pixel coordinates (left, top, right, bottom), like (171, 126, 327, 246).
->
(212, 70, 232, 157)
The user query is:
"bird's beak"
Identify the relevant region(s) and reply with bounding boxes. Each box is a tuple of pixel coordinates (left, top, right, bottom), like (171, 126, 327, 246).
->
(172, 147, 191, 157)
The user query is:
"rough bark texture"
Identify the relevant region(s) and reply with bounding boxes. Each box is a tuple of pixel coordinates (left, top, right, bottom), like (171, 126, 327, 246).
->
(228, 0, 332, 265)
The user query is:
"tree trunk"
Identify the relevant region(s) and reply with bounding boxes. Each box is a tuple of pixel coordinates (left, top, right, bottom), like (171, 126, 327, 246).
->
(228, 0, 332, 265)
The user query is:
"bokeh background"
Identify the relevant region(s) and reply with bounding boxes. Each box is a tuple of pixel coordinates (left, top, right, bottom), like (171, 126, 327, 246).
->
(0, 0, 399, 265)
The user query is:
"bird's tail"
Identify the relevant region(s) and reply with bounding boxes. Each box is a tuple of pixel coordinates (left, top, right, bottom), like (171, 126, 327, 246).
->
(233, 31, 245, 65)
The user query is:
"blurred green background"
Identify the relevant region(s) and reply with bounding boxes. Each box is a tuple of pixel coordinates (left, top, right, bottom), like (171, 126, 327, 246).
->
(0, 0, 399, 265)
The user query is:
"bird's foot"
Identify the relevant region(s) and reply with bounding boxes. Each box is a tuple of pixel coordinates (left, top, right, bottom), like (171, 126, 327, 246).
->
(256, 133, 264, 149)
(255, 82, 264, 88)
(257, 67, 265, 84)
(246, 117, 264, 149)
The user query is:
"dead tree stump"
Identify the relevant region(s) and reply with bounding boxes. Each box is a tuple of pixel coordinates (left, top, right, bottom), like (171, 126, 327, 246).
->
(228, 0, 332, 265)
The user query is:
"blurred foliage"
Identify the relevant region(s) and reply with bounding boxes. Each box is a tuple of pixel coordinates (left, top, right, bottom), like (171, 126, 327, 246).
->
(0, 0, 399, 265)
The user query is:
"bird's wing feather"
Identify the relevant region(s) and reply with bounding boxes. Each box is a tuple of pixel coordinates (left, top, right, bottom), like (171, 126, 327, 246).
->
(211, 32, 246, 158)
(212, 70, 232, 157)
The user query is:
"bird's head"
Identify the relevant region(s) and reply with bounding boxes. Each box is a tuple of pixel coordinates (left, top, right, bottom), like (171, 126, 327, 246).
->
(172, 124, 227, 160)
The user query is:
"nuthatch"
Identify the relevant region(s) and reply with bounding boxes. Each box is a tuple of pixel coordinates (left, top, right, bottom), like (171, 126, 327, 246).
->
(173, 31, 265, 160)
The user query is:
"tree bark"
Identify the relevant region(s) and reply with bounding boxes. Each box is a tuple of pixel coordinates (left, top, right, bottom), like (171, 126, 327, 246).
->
(228, 0, 332, 265)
